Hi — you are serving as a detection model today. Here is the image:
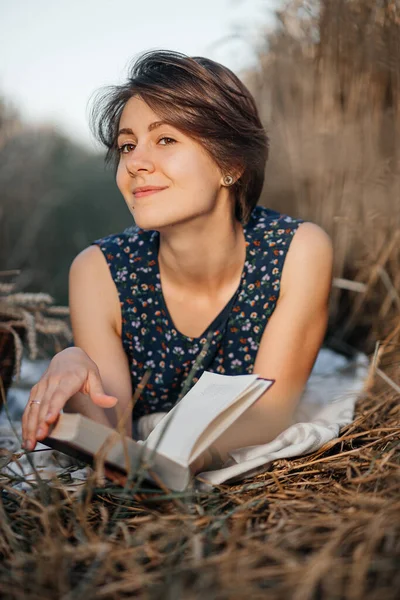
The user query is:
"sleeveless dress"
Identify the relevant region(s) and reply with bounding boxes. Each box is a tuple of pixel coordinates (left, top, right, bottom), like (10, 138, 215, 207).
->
(92, 206, 305, 422)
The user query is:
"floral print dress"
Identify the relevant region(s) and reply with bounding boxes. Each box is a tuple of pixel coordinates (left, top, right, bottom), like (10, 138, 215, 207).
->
(92, 206, 305, 421)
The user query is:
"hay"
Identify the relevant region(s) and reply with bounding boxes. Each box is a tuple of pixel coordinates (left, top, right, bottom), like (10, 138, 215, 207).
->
(0, 346, 398, 599)
(0, 270, 72, 393)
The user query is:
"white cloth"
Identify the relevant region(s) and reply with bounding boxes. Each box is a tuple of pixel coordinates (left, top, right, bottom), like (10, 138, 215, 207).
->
(134, 349, 370, 490)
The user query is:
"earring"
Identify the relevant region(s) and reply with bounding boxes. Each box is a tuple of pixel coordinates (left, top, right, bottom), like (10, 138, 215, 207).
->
(223, 175, 234, 186)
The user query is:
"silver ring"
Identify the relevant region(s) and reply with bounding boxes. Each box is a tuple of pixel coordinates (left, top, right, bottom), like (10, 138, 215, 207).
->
(30, 400, 41, 405)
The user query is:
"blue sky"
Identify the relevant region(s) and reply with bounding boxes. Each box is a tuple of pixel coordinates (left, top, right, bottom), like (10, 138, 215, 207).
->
(0, 0, 279, 148)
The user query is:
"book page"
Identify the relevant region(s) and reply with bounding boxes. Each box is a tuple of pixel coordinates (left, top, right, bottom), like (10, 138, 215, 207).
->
(144, 372, 269, 464)
(188, 378, 273, 463)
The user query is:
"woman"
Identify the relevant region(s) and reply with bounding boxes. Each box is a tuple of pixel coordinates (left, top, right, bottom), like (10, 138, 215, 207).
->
(21, 50, 333, 476)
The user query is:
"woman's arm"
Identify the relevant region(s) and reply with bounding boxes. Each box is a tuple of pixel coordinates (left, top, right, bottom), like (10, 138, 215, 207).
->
(195, 222, 334, 472)
(62, 245, 133, 436)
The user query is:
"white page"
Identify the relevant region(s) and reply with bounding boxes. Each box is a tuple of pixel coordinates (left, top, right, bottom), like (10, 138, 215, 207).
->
(188, 378, 273, 463)
(144, 371, 265, 464)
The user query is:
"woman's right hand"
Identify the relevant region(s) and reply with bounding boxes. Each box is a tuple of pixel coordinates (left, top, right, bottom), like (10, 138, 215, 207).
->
(21, 347, 118, 452)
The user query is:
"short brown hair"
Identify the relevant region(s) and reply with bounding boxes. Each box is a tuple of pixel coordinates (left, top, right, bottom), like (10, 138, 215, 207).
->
(90, 50, 269, 223)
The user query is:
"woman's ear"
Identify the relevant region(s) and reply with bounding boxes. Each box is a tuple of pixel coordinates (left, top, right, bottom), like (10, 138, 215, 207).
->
(221, 165, 244, 187)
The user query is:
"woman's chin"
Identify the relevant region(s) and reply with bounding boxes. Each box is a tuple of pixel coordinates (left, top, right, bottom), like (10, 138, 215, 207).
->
(132, 207, 195, 231)
(132, 210, 174, 231)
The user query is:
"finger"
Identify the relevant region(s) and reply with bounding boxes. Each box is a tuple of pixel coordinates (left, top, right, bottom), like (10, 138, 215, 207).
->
(36, 379, 60, 433)
(25, 392, 52, 447)
(24, 379, 65, 449)
(41, 381, 78, 425)
(28, 377, 61, 441)
(42, 372, 88, 424)
(24, 401, 45, 450)
(34, 411, 53, 441)
(91, 393, 118, 408)
(35, 420, 51, 441)
(24, 382, 75, 451)
(24, 383, 49, 450)
(86, 370, 118, 408)
(22, 383, 40, 436)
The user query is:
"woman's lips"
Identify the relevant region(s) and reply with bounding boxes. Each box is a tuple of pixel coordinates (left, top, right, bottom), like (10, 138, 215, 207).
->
(134, 188, 167, 198)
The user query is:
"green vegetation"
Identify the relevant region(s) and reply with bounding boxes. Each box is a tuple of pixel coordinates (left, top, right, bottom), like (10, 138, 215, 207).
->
(0, 99, 130, 305)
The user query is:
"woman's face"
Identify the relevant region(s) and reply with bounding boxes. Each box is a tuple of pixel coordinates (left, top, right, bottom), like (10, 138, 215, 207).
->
(116, 95, 225, 231)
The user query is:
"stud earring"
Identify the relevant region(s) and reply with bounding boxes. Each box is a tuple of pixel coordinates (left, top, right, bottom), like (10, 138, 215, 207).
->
(223, 175, 234, 186)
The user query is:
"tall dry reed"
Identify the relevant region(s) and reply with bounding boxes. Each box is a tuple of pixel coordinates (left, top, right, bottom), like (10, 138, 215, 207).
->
(244, 0, 400, 352)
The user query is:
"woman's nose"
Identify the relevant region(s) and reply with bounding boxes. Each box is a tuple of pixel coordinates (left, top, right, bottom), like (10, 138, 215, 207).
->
(125, 144, 155, 175)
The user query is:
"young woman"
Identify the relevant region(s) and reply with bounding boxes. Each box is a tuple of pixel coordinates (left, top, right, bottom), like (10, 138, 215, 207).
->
(21, 50, 333, 475)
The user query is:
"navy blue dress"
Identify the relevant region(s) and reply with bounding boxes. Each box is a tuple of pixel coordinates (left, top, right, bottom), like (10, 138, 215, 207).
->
(92, 206, 304, 420)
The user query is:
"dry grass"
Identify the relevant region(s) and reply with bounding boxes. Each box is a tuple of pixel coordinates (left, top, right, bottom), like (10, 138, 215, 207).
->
(0, 270, 72, 401)
(0, 348, 399, 599)
(243, 0, 400, 352)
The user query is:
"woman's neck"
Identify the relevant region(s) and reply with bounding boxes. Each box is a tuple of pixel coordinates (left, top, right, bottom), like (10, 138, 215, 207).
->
(157, 208, 246, 298)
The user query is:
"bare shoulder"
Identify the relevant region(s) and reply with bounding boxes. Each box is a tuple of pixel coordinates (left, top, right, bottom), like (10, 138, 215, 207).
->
(69, 244, 119, 295)
(69, 245, 121, 334)
(70, 244, 109, 277)
(281, 222, 334, 297)
(290, 221, 333, 257)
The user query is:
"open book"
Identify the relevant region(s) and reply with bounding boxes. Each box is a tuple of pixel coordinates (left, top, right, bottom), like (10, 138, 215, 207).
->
(41, 371, 274, 491)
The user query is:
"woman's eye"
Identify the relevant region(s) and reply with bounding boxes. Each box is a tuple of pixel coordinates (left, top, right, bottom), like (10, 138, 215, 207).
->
(158, 136, 176, 145)
(118, 143, 135, 154)
(118, 137, 175, 154)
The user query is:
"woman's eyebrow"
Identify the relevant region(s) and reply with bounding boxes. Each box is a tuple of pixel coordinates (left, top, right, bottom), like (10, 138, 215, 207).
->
(117, 121, 168, 138)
